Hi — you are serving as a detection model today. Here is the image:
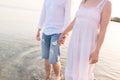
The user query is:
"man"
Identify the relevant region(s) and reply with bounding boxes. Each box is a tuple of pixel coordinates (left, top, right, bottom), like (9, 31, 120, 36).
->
(36, 0, 78, 80)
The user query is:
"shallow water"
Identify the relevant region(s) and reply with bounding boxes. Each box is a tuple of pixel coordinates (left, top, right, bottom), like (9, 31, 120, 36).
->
(0, 0, 120, 80)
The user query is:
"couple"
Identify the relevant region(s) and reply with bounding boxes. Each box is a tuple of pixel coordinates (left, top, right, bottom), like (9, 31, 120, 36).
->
(36, 0, 112, 80)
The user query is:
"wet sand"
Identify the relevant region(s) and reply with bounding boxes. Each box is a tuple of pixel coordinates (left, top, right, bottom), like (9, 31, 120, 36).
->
(0, 0, 120, 80)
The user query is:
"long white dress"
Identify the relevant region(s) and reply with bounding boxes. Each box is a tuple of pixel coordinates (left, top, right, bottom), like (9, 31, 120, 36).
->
(65, 0, 106, 80)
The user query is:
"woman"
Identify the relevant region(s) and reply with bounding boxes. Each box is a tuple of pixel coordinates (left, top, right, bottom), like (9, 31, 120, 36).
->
(58, 0, 112, 80)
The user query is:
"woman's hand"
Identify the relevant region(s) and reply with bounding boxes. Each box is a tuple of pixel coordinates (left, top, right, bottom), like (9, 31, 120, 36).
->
(89, 50, 99, 64)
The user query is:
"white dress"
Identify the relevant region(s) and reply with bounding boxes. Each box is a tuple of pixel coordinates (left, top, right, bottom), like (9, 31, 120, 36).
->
(65, 0, 106, 80)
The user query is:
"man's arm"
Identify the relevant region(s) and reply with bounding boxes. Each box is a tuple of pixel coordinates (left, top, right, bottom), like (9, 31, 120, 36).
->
(37, 0, 46, 30)
(36, 0, 46, 41)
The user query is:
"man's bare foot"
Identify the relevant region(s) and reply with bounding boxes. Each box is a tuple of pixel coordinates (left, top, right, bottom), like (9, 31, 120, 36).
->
(60, 74, 64, 80)
(54, 76, 61, 80)
(46, 75, 51, 80)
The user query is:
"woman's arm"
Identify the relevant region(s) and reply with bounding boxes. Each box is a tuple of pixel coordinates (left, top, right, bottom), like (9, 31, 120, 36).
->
(58, 18, 76, 45)
(89, 0, 112, 64)
(63, 18, 76, 35)
(95, 0, 112, 54)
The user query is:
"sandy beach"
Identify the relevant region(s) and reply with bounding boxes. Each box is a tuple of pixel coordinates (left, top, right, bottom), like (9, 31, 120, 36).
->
(0, 0, 120, 80)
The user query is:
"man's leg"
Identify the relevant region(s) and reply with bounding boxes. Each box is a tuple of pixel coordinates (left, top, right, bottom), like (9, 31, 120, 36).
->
(49, 34, 61, 80)
(45, 59, 52, 80)
(53, 62, 61, 80)
(41, 33, 52, 80)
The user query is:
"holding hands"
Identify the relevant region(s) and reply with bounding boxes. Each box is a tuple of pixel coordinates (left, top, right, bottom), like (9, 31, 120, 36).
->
(58, 33, 68, 45)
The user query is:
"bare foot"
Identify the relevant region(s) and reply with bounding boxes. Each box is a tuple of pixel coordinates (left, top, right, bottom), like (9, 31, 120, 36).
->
(55, 76, 61, 80)
(60, 74, 64, 80)
(46, 75, 51, 80)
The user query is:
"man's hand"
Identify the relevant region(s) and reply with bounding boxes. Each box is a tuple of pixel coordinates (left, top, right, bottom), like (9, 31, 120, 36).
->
(36, 29, 41, 41)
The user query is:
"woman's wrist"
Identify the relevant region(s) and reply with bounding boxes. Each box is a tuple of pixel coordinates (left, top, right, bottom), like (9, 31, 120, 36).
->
(62, 31, 68, 36)
(94, 49, 100, 55)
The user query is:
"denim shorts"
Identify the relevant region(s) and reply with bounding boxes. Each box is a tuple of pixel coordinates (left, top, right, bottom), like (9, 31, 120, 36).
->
(41, 33, 61, 64)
